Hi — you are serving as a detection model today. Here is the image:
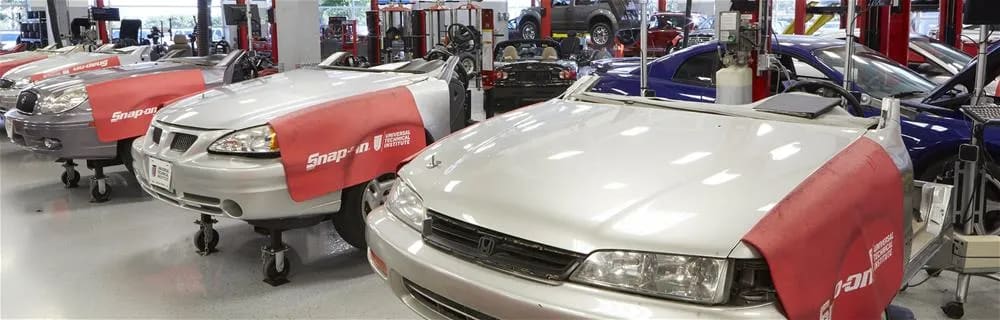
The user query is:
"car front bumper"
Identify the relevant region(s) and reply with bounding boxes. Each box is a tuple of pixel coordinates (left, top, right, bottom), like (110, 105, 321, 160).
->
(366, 207, 785, 319)
(4, 108, 117, 159)
(131, 122, 343, 221)
(0, 87, 19, 114)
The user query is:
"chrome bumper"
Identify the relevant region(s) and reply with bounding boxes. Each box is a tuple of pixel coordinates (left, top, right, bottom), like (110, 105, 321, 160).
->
(4, 108, 116, 159)
(366, 207, 785, 319)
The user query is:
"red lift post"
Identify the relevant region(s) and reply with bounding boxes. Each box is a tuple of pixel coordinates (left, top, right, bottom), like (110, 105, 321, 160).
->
(271, 0, 278, 62)
(95, 0, 108, 44)
(751, 1, 772, 101)
(237, 0, 249, 51)
(659, 0, 667, 12)
(793, 0, 806, 34)
(541, 0, 552, 39)
(938, 0, 964, 49)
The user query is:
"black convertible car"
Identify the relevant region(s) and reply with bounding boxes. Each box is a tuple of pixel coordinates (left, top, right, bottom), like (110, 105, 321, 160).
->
(484, 39, 578, 117)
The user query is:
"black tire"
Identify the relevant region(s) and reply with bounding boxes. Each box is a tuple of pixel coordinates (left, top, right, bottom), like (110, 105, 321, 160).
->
(519, 19, 539, 40)
(589, 22, 613, 47)
(90, 183, 112, 202)
(61, 170, 80, 188)
(263, 255, 291, 280)
(941, 301, 964, 319)
(194, 228, 220, 252)
(333, 174, 397, 250)
(457, 52, 477, 75)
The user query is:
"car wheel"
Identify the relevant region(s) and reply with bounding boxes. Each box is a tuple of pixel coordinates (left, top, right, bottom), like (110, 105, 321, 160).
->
(519, 20, 539, 40)
(333, 173, 397, 250)
(920, 155, 1000, 235)
(589, 22, 612, 47)
(457, 52, 477, 75)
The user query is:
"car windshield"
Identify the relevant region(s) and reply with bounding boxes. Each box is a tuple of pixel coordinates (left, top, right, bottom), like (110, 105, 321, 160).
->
(815, 46, 938, 98)
(910, 38, 972, 72)
(495, 42, 561, 61)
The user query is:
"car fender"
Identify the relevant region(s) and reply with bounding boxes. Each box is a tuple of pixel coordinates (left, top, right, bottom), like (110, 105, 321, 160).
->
(87, 69, 208, 143)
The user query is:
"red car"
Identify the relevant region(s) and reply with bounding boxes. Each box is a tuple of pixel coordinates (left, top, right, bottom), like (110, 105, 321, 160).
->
(616, 12, 710, 57)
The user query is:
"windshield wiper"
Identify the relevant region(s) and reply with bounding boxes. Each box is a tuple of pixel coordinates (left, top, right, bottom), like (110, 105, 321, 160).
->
(889, 90, 925, 98)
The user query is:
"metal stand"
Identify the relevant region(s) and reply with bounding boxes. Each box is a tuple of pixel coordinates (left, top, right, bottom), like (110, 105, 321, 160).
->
(261, 228, 290, 286)
(193, 214, 219, 255)
(61, 159, 80, 188)
(89, 166, 111, 203)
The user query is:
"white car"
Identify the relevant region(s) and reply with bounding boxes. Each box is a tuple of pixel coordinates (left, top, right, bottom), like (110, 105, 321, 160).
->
(0, 45, 85, 118)
(0, 45, 151, 115)
(367, 77, 952, 319)
(131, 54, 471, 285)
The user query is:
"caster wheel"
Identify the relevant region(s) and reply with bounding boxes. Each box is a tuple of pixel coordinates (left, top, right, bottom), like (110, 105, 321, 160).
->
(262, 255, 291, 286)
(90, 183, 112, 202)
(194, 228, 219, 253)
(926, 268, 943, 277)
(61, 170, 80, 188)
(942, 301, 964, 319)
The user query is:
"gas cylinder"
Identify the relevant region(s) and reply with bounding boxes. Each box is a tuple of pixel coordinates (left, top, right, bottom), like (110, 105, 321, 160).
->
(716, 64, 752, 104)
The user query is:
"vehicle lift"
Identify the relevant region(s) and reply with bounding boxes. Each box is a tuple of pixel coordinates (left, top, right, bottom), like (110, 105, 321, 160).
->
(791, 0, 911, 64)
(419, 1, 491, 89)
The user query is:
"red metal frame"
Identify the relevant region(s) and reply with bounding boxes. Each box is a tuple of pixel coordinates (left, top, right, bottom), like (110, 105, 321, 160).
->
(237, 0, 249, 51)
(541, 0, 552, 39)
(658, 0, 667, 12)
(95, 0, 108, 43)
(884, 0, 910, 64)
(939, 0, 964, 48)
(271, 0, 278, 62)
(751, 2, 771, 102)
(793, 0, 806, 34)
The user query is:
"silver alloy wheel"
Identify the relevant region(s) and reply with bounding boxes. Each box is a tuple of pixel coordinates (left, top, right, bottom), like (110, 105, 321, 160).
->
(461, 57, 477, 74)
(362, 177, 395, 214)
(522, 23, 537, 40)
(592, 25, 610, 45)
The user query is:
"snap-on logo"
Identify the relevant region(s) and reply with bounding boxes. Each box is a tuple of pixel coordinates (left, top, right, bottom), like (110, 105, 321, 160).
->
(110, 106, 158, 123)
(819, 232, 894, 320)
(69, 59, 111, 73)
(306, 129, 413, 171)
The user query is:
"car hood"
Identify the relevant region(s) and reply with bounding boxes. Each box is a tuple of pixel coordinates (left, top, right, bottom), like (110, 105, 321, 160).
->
(29, 61, 206, 95)
(402, 99, 865, 257)
(0, 50, 49, 64)
(2, 52, 132, 81)
(155, 68, 429, 130)
(925, 42, 1000, 103)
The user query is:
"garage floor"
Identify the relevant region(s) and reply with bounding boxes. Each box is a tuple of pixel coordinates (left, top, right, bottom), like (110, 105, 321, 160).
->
(1, 88, 999, 318)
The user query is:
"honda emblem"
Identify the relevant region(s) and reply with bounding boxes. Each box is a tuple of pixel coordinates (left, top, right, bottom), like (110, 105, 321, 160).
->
(477, 236, 496, 256)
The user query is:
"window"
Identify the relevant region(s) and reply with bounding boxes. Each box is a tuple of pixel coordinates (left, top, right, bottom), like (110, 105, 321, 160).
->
(788, 55, 829, 80)
(553, 0, 570, 6)
(672, 52, 721, 87)
(574, 0, 595, 5)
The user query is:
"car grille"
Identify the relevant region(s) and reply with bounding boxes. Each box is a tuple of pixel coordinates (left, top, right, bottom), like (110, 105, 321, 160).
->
(0, 79, 14, 89)
(422, 211, 585, 281)
(403, 279, 498, 320)
(169, 133, 197, 152)
(15, 91, 38, 114)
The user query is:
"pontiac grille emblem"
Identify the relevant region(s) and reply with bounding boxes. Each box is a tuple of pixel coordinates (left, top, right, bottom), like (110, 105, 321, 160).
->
(478, 236, 496, 256)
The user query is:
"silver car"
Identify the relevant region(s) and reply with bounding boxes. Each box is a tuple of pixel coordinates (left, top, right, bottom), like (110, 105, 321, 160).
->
(4, 50, 256, 202)
(367, 77, 952, 319)
(131, 55, 470, 285)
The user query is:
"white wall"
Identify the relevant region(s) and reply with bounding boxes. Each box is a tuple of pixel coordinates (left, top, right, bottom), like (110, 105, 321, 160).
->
(275, 0, 321, 68)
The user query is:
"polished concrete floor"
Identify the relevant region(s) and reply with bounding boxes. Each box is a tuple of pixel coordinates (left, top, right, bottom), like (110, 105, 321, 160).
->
(2, 137, 999, 318)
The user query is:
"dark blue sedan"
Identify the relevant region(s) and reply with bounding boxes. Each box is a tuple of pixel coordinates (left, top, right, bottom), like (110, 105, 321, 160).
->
(591, 35, 1000, 185)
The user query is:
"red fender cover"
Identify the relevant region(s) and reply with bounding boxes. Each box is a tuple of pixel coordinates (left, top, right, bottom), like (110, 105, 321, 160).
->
(0, 55, 47, 76)
(30, 56, 121, 81)
(270, 86, 426, 202)
(87, 69, 206, 143)
(742, 137, 904, 320)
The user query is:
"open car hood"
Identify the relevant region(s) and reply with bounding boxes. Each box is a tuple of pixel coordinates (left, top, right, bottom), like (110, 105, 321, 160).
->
(924, 42, 1000, 103)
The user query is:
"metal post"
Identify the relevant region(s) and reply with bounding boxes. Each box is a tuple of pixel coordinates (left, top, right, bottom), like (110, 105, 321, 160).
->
(681, 0, 692, 48)
(196, 0, 211, 56)
(95, 0, 108, 44)
(843, 0, 857, 90)
(245, 2, 253, 53)
(45, 0, 61, 47)
(640, 0, 651, 97)
(973, 26, 989, 105)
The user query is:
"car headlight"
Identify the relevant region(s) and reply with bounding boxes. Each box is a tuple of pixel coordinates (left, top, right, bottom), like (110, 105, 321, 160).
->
(570, 251, 730, 304)
(385, 179, 426, 230)
(36, 86, 88, 114)
(207, 125, 280, 157)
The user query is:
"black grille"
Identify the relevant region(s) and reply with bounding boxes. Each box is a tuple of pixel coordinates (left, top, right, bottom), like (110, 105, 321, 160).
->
(151, 127, 163, 144)
(15, 91, 38, 114)
(169, 133, 197, 152)
(403, 279, 497, 320)
(0, 79, 13, 89)
(423, 211, 585, 281)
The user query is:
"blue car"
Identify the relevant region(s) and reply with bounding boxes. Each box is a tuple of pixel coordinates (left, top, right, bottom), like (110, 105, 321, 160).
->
(591, 35, 1000, 185)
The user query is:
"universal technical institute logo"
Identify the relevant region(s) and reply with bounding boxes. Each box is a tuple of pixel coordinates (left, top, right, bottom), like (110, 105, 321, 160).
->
(305, 129, 413, 171)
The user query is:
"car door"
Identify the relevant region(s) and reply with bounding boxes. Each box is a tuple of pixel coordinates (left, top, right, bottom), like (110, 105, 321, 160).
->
(661, 51, 721, 102)
(550, 0, 572, 31)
